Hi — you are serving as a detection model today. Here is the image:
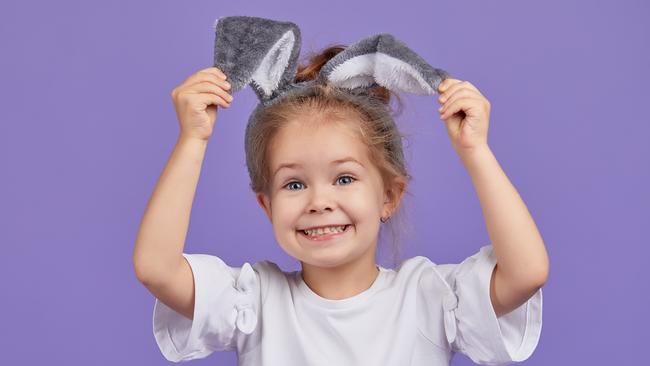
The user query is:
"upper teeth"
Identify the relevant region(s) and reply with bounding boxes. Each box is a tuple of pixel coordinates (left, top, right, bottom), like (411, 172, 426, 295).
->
(303, 225, 347, 236)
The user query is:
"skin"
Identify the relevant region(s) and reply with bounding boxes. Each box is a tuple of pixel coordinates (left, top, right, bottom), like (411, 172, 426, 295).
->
(256, 116, 406, 300)
(135, 66, 548, 320)
(258, 78, 550, 317)
(437, 79, 549, 317)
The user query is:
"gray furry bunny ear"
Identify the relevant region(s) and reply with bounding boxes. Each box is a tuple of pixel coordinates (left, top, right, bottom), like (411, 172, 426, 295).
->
(213, 16, 301, 102)
(318, 33, 451, 95)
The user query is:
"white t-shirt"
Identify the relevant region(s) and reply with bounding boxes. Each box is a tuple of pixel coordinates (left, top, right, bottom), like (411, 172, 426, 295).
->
(152, 244, 543, 365)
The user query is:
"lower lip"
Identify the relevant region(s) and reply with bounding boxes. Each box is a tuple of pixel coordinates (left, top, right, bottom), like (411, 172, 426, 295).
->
(298, 225, 351, 242)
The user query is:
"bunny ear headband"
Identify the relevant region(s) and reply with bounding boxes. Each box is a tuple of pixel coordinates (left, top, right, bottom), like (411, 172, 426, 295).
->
(212, 15, 451, 112)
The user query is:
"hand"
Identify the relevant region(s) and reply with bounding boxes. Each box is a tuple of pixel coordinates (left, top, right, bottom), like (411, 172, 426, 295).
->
(171, 67, 233, 141)
(437, 78, 491, 154)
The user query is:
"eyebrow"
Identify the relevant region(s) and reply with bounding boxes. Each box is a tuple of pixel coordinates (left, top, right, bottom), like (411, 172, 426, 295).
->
(273, 157, 364, 177)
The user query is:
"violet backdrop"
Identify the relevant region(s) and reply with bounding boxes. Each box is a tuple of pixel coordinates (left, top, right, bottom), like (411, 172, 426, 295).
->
(1, 0, 648, 364)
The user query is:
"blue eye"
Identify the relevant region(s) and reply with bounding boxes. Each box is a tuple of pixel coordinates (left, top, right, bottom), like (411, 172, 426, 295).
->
(285, 181, 304, 191)
(336, 175, 356, 185)
(283, 175, 356, 191)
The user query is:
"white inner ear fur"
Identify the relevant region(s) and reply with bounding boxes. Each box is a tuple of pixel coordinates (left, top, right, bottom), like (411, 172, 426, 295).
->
(328, 53, 436, 95)
(251, 31, 295, 97)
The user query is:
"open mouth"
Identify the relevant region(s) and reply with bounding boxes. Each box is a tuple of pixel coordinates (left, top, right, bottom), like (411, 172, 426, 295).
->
(297, 224, 352, 241)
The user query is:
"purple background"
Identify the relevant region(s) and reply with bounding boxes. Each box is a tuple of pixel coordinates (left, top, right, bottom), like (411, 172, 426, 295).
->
(1, 0, 648, 364)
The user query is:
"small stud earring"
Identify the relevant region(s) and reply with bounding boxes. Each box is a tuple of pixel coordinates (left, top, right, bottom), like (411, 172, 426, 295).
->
(380, 215, 390, 223)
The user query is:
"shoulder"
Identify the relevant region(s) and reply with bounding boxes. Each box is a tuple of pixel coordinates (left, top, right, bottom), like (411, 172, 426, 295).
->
(250, 259, 288, 281)
(396, 255, 449, 285)
(388, 256, 453, 300)
(394, 256, 446, 284)
(394, 255, 436, 275)
(393, 245, 499, 298)
(180, 255, 291, 297)
(400, 245, 497, 284)
(251, 259, 282, 273)
(249, 259, 294, 304)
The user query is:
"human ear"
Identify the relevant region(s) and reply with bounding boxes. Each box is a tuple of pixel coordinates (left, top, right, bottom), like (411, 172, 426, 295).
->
(256, 192, 272, 221)
(383, 177, 407, 216)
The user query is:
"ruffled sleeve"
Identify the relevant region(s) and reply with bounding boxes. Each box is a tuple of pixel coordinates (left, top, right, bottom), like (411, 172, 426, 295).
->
(437, 245, 543, 365)
(152, 253, 261, 362)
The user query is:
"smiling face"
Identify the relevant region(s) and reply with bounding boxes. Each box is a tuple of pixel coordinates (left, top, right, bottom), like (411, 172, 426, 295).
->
(256, 114, 396, 269)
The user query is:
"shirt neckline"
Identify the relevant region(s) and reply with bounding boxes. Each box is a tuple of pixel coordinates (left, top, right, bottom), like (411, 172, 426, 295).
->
(295, 265, 388, 309)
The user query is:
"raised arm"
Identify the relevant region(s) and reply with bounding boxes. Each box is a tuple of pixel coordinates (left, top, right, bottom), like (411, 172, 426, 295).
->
(459, 144, 549, 317)
(437, 78, 549, 318)
(132, 67, 232, 319)
(132, 136, 208, 284)
(133, 66, 231, 281)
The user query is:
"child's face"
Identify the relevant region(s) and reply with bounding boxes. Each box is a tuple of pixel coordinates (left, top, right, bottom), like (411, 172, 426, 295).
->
(256, 117, 392, 269)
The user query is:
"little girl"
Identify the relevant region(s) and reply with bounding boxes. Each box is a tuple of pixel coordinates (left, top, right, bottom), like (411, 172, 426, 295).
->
(133, 35, 548, 365)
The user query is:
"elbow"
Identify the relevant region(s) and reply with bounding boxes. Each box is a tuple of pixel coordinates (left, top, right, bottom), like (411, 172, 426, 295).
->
(132, 250, 183, 287)
(518, 251, 549, 288)
(532, 270, 548, 289)
(132, 250, 147, 283)
(132, 252, 159, 286)
(532, 257, 550, 287)
(132, 245, 160, 285)
(528, 241, 550, 287)
(133, 259, 152, 285)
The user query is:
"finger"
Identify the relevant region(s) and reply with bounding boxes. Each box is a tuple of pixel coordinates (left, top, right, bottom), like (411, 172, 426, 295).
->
(439, 96, 480, 119)
(439, 80, 483, 102)
(439, 81, 470, 103)
(198, 93, 230, 109)
(438, 78, 463, 93)
(443, 80, 482, 99)
(179, 68, 228, 88)
(439, 88, 480, 107)
(187, 71, 231, 88)
(200, 67, 228, 80)
(190, 81, 234, 103)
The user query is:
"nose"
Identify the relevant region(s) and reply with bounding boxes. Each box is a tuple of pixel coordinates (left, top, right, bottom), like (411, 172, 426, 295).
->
(306, 185, 335, 214)
(309, 205, 332, 214)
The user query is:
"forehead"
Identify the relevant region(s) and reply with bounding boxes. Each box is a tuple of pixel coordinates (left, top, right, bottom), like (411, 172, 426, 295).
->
(269, 118, 370, 172)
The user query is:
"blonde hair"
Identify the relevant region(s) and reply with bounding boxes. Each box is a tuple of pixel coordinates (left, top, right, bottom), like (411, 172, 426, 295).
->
(244, 45, 414, 266)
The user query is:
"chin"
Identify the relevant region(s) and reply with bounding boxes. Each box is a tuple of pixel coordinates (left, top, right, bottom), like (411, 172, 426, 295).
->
(303, 246, 372, 269)
(278, 242, 349, 268)
(302, 255, 350, 269)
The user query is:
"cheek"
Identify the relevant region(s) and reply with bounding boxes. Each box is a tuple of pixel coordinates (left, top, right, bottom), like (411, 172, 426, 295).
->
(270, 199, 302, 229)
(344, 187, 382, 215)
